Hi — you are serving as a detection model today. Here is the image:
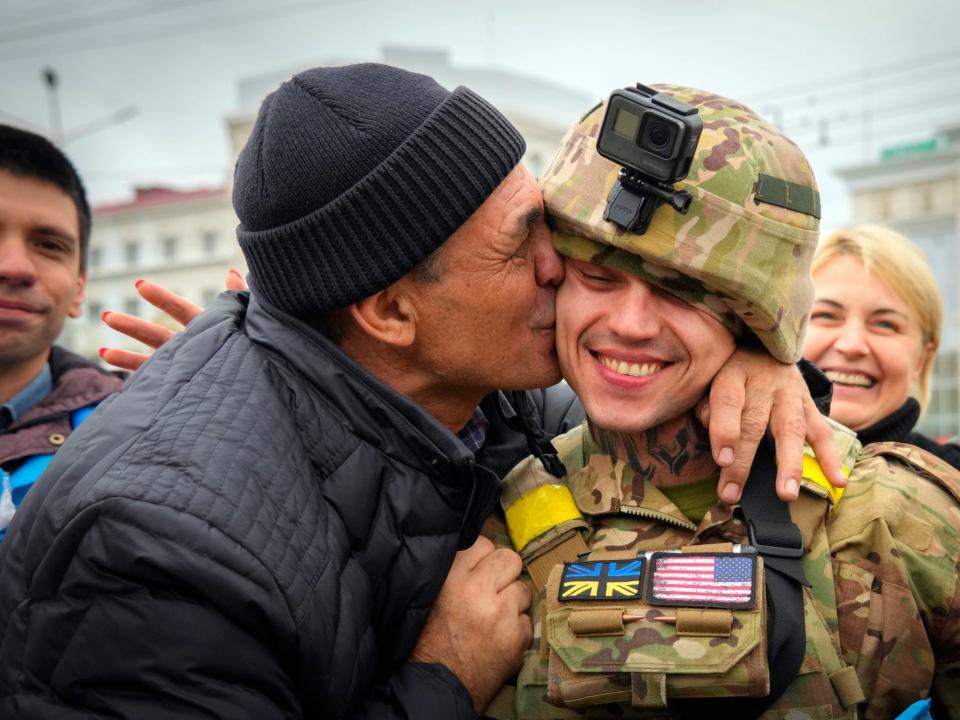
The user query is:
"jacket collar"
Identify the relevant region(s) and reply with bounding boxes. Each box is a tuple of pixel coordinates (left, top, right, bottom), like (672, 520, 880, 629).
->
(571, 424, 744, 540)
(1, 364, 51, 425)
(855, 397, 920, 446)
(243, 292, 478, 483)
(243, 292, 500, 547)
(7, 347, 123, 432)
(572, 425, 700, 531)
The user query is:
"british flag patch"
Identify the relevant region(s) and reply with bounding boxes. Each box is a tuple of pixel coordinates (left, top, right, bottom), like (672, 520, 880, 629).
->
(558, 559, 645, 601)
(646, 552, 756, 609)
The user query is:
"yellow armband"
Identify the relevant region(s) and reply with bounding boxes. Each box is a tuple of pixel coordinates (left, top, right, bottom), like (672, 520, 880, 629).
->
(505, 483, 583, 552)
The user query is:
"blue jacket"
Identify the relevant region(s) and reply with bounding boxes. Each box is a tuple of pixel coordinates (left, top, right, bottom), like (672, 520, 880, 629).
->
(0, 347, 122, 540)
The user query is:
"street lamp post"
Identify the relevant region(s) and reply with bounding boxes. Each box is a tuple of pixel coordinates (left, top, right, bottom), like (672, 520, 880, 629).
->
(42, 67, 62, 144)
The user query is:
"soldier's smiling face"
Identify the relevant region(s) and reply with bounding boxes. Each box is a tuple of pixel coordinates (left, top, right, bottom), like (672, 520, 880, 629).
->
(556, 257, 736, 435)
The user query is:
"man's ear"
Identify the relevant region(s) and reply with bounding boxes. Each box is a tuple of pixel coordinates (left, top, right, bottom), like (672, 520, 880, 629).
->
(67, 271, 87, 319)
(347, 283, 417, 348)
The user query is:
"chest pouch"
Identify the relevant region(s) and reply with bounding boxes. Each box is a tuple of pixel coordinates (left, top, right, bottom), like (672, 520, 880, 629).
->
(541, 548, 769, 711)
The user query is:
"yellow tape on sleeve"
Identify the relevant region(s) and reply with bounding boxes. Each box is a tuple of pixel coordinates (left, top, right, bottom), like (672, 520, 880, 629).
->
(504, 483, 583, 552)
(802, 454, 850, 507)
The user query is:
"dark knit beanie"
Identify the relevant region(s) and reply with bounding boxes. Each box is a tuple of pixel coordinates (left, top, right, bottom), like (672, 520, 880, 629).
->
(234, 63, 526, 316)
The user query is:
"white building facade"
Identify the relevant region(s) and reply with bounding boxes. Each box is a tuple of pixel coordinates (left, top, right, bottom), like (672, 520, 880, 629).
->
(62, 187, 245, 360)
(837, 136, 960, 438)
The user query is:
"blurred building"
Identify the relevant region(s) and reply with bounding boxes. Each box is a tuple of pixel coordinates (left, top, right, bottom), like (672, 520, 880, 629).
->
(62, 186, 244, 360)
(226, 46, 595, 178)
(837, 129, 960, 438)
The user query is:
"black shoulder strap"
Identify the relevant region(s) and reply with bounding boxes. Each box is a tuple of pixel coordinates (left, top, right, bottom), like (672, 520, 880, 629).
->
(676, 438, 808, 719)
(734, 437, 809, 715)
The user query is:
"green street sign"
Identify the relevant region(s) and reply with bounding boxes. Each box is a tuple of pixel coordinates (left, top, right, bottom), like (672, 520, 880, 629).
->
(881, 138, 941, 161)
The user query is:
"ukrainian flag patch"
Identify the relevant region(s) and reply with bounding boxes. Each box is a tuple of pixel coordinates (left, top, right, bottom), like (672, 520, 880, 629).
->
(559, 559, 645, 601)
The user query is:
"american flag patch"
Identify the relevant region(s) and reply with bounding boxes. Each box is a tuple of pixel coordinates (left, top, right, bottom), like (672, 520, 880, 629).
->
(558, 559, 645, 601)
(646, 553, 756, 609)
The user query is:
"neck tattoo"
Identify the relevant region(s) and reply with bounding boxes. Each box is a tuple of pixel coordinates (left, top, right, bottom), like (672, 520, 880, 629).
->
(591, 411, 718, 488)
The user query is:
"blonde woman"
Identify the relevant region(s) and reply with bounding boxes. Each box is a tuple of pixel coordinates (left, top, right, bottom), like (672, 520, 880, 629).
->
(802, 224, 960, 468)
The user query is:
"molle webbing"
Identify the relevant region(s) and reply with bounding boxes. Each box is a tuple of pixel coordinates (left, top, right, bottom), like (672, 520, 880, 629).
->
(569, 607, 625, 636)
(675, 607, 733, 636)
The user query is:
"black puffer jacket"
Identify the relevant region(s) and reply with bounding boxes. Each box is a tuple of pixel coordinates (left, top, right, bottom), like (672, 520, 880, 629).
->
(0, 291, 499, 719)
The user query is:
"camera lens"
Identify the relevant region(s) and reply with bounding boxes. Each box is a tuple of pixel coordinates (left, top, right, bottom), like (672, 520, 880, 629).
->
(649, 123, 671, 149)
(639, 115, 679, 159)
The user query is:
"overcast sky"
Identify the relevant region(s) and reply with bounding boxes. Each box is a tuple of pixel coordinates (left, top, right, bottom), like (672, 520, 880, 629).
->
(2, 0, 959, 231)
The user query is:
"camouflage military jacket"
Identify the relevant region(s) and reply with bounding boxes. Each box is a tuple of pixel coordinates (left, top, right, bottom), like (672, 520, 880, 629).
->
(488, 421, 960, 720)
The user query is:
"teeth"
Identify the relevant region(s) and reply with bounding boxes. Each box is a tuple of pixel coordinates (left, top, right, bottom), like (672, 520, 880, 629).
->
(825, 370, 875, 388)
(600, 355, 662, 377)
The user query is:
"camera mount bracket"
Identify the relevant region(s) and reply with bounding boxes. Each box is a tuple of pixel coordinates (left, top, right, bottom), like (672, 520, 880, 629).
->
(603, 168, 693, 234)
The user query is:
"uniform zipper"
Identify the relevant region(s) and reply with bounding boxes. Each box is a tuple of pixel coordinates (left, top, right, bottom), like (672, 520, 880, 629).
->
(616, 503, 697, 531)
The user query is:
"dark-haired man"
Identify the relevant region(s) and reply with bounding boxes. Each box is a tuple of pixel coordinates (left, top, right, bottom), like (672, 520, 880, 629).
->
(0, 125, 122, 540)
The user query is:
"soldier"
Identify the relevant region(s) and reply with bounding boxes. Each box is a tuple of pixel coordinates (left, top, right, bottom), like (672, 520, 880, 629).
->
(488, 86, 960, 719)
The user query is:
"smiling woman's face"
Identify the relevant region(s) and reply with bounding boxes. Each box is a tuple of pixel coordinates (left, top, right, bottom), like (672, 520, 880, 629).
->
(803, 254, 930, 431)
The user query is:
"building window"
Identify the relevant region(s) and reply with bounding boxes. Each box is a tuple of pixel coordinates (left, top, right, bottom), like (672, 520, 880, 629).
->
(87, 301, 103, 323)
(876, 193, 891, 222)
(202, 231, 218, 256)
(162, 236, 178, 261)
(123, 297, 139, 316)
(89, 247, 102, 269)
(909, 222, 959, 438)
(920, 350, 960, 439)
(124, 241, 139, 265)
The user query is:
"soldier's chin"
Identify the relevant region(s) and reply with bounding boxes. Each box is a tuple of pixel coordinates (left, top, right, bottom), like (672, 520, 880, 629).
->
(586, 407, 663, 437)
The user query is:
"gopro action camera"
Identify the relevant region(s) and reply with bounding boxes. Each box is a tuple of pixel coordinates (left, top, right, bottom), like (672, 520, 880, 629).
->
(596, 84, 703, 234)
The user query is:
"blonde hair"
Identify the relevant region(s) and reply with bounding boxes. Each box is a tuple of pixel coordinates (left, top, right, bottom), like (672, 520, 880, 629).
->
(812, 225, 942, 411)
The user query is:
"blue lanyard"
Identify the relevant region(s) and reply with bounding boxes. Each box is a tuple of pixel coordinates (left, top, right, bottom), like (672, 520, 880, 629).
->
(0, 403, 98, 542)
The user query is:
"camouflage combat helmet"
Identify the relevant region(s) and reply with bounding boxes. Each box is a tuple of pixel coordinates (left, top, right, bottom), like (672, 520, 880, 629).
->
(541, 85, 821, 363)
